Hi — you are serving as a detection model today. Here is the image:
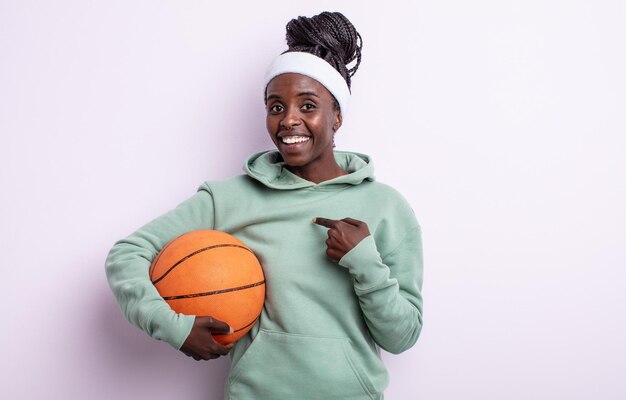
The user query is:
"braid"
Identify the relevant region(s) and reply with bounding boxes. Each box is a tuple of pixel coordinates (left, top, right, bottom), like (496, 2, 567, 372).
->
(284, 11, 363, 90)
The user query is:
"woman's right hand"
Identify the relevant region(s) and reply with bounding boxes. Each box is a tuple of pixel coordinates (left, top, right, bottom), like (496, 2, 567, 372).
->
(180, 316, 233, 361)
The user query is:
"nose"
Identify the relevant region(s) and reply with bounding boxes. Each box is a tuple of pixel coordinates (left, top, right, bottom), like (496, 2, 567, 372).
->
(280, 107, 301, 130)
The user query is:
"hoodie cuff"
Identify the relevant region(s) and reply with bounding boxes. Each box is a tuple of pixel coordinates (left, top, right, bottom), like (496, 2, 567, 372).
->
(338, 235, 389, 289)
(147, 308, 195, 350)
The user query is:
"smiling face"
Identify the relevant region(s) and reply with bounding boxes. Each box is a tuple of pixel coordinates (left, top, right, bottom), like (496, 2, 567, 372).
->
(265, 73, 344, 182)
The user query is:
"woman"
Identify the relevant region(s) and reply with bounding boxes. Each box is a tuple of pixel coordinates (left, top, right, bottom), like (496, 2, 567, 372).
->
(106, 11, 423, 399)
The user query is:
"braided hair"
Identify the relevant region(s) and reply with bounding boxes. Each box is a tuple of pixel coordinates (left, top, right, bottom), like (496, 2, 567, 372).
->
(284, 11, 363, 91)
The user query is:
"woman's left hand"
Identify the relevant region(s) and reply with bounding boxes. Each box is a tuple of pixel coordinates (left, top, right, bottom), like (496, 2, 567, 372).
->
(313, 217, 370, 262)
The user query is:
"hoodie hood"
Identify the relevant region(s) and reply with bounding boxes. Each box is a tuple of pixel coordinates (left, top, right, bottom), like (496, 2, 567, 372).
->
(244, 150, 375, 190)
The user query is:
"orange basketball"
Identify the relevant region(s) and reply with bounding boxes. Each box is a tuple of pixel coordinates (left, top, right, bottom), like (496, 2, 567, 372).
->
(149, 230, 265, 345)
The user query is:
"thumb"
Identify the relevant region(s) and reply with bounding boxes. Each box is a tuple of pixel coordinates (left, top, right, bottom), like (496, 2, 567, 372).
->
(200, 316, 233, 334)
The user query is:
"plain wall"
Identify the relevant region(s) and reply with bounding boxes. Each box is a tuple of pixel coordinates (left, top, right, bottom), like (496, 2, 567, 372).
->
(1, 1, 625, 399)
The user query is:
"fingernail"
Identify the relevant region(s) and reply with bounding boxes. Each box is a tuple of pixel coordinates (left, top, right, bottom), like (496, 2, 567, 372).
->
(312, 218, 317, 223)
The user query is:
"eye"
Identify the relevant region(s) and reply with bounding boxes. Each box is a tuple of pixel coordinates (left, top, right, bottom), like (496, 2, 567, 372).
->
(268, 104, 284, 114)
(301, 103, 316, 111)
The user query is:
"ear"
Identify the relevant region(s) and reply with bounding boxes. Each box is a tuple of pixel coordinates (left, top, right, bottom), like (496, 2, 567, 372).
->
(333, 112, 343, 132)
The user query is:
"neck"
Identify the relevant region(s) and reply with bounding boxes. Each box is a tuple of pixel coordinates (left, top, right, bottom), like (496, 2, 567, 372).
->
(287, 160, 347, 184)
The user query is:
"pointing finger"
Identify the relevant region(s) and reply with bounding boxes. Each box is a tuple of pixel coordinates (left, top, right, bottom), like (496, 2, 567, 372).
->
(312, 217, 338, 229)
(341, 217, 363, 227)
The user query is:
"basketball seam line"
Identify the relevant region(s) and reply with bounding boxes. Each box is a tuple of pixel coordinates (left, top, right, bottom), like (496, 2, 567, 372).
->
(150, 239, 176, 277)
(161, 280, 266, 300)
(213, 314, 261, 335)
(151, 243, 253, 285)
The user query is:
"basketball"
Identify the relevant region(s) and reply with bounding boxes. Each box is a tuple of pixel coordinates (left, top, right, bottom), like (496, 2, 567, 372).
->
(149, 230, 265, 345)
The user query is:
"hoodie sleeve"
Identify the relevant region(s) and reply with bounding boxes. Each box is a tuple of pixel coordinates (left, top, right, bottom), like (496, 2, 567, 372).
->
(105, 187, 215, 350)
(338, 225, 424, 354)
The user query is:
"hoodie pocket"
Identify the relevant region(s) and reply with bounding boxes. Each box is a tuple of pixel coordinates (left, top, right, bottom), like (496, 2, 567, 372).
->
(228, 329, 379, 400)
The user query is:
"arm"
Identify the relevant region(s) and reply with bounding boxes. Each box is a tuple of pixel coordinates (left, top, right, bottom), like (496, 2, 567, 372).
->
(105, 188, 216, 350)
(339, 227, 423, 354)
(314, 217, 424, 354)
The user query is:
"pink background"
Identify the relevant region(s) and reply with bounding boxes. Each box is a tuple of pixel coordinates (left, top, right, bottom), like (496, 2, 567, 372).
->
(2, 1, 625, 399)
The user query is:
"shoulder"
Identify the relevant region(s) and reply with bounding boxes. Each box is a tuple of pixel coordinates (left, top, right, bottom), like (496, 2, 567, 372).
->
(197, 175, 262, 195)
(362, 181, 419, 223)
(363, 180, 408, 202)
(357, 180, 421, 252)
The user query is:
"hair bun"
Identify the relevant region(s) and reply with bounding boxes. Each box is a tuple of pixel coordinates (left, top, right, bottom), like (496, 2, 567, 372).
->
(285, 11, 362, 89)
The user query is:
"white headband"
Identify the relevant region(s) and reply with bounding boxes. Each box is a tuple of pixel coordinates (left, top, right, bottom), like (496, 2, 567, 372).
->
(263, 51, 350, 116)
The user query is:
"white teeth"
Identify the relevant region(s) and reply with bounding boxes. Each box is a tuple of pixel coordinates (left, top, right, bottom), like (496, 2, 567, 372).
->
(282, 136, 310, 144)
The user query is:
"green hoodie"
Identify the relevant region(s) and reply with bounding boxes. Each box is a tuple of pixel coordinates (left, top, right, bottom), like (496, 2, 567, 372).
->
(106, 150, 424, 400)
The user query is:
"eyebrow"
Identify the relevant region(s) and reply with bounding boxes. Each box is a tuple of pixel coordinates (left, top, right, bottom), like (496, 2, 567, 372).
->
(296, 91, 320, 98)
(266, 91, 320, 101)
